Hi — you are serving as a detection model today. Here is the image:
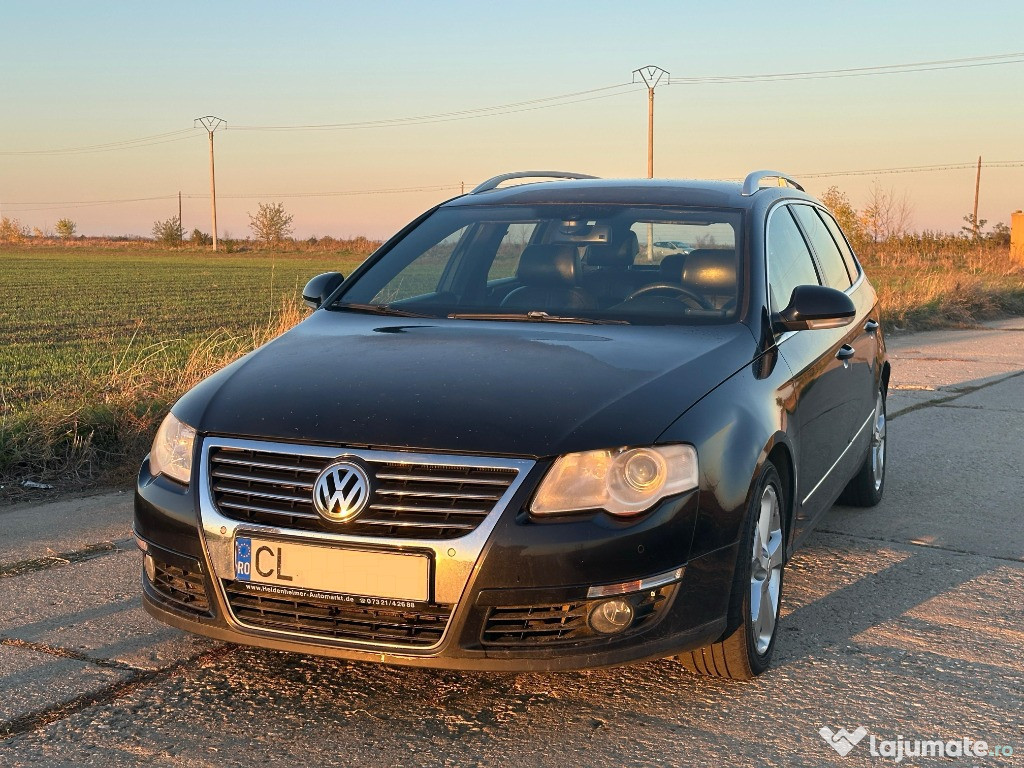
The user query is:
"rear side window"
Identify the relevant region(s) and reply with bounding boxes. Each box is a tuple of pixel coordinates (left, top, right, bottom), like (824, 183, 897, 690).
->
(487, 223, 538, 281)
(817, 210, 861, 282)
(790, 205, 852, 290)
(767, 207, 819, 311)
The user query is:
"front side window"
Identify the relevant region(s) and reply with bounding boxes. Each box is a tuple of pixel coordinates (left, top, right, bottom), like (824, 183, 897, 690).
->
(335, 204, 745, 325)
(767, 207, 820, 312)
(370, 226, 468, 304)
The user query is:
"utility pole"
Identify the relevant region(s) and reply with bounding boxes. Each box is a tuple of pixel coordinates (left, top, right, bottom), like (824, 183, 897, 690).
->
(194, 116, 226, 250)
(632, 66, 669, 261)
(972, 155, 982, 239)
(178, 190, 182, 243)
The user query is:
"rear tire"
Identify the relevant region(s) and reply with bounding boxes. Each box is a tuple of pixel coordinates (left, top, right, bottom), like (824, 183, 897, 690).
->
(838, 384, 887, 507)
(676, 462, 785, 680)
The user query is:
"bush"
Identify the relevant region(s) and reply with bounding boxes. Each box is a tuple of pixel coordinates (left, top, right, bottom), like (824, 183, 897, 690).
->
(152, 216, 183, 245)
(191, 228, 212, 246)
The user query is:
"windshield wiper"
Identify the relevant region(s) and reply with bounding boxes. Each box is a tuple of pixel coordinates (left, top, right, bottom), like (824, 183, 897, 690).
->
(447, 311, 628, 325)
(334, 302, 432, 318)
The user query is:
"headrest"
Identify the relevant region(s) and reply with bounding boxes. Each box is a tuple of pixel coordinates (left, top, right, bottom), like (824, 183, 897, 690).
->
(584, 231, 639, 267)
(659, 252, 686, 283)
(516, 244, 579, 286)
(680, 249, 737, 292)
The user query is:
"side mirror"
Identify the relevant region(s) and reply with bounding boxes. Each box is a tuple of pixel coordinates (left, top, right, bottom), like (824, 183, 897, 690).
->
(302, 272, 345, 310)
(774, 285, 856, 332)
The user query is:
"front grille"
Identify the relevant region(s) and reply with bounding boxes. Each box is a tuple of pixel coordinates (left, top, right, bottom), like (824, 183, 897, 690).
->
(208, 446, 518, 540)
(481, 587, 672, 648)
(148, 556, 211, 615)
(224, 582, 452, 647)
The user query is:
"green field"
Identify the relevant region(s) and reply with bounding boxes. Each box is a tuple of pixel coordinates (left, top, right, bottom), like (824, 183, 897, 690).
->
(3, 248, 365, 400)
(1, 246, 367, 495)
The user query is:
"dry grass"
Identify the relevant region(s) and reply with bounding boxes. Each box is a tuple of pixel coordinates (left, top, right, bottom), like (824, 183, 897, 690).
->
(0, 296, 305, 499)
(9, 234, 382, 256)
(857, 238, 1024, 330)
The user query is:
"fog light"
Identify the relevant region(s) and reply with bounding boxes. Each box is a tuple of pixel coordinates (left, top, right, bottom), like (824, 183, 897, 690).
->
(144, 553, 156, 583)
(588, 598, 634, 634)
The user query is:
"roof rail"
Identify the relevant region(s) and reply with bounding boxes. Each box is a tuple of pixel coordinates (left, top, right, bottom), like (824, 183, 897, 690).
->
(470, 171, 599, 194)
(741, 170, 805, 196)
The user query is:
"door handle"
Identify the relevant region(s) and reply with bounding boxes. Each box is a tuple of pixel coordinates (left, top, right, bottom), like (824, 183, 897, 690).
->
(863, 319, 879, 333)
(836, 344, 856, 361)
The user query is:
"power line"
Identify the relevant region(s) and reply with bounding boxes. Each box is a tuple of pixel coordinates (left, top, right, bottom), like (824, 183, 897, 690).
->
(1, 185, 466, 212)
(795, 160, 1024, 179)
(209, 184, 464, 199)
(3, 51, 1022, 152)
(229, 84, 640, 131)
(6, 162, 1022, 212)
(2, 195, 179, 212)
(670, 52, 1024, 84)
(0, 129, 198, 156)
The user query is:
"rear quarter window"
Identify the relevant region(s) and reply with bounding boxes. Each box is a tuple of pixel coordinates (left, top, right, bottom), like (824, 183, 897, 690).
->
(817, 209, 861, 283)
(790, 204, 852, 290)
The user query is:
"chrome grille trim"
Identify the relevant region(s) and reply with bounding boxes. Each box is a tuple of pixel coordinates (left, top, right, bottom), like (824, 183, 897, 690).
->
(196, 437, 535, 651)
(207, 446, 519, 540)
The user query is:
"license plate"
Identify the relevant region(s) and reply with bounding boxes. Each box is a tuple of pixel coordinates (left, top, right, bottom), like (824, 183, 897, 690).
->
(233, 536, 430, 602)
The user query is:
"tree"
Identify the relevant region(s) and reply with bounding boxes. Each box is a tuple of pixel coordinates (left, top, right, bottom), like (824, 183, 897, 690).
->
(960, 214, 988, 240)
(860, 184, 913, 242)
(249, 202, 294, 244)
(819, 186, 866, 244)
(152, 215, 183, 245)
(0, 216, 26, 243)
(55, 218, 76, 239)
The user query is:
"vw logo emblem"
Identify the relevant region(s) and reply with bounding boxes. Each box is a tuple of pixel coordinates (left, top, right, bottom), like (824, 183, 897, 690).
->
(312, 460, 371, 523)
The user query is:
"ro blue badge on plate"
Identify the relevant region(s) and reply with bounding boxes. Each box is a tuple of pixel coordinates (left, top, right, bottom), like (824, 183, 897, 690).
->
(235, 537, 252, 581)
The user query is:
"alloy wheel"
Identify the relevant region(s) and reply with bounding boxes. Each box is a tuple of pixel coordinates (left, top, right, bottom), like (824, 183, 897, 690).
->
(871, 392, 887, 492)
(750, 483, 783, 655)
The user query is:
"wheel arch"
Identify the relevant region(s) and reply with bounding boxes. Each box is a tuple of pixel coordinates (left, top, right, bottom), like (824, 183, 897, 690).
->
(763, 437, 796, 561)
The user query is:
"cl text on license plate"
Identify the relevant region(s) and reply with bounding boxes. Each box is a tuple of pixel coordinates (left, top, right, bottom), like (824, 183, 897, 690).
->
(234, 536, 429, 602)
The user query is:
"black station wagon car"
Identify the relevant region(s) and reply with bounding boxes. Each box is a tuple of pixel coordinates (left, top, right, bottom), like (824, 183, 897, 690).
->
(136, 170, 889, 679)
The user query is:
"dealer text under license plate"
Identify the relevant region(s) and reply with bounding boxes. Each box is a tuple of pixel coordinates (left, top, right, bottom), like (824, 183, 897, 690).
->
(234, 536, 429, 602)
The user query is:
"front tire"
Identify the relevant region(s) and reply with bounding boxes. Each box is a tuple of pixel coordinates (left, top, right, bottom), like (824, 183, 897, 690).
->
(676, 462, 785, 680)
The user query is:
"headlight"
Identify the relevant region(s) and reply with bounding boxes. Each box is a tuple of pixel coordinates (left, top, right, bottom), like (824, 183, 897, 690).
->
(149, 412, 196, 485)
(531, 444, 698, 517)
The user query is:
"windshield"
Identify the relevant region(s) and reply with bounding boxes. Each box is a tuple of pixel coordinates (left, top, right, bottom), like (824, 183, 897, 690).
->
(333, 204, 744, 325)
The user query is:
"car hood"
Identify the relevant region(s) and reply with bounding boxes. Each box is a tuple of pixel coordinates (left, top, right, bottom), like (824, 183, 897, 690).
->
(174, 311, 757, 458)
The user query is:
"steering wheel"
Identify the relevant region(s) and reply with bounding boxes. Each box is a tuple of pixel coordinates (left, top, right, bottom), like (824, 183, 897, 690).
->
(625, 283, 713, 310)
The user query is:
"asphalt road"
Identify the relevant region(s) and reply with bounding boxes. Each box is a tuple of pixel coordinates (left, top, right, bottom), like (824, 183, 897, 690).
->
(2, 321, 1022, 767)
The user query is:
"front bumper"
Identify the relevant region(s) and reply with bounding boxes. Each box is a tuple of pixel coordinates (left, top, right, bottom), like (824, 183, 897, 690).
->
(134, 437, 736, 672)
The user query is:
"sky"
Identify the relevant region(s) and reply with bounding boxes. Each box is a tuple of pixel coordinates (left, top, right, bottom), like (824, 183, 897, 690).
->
(1, 0, 1023, 239)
